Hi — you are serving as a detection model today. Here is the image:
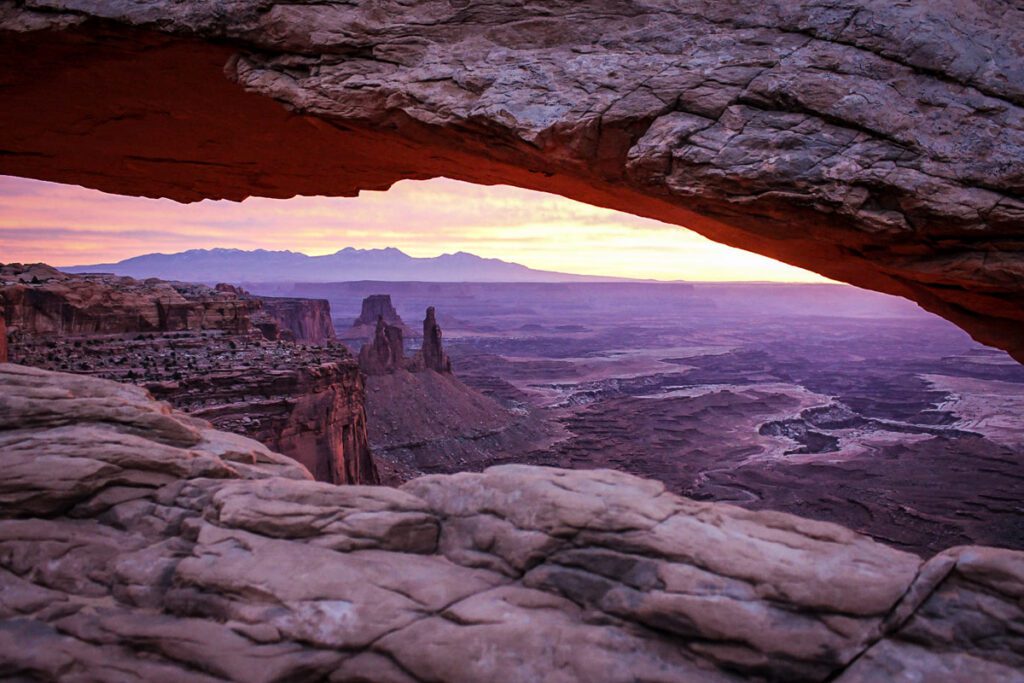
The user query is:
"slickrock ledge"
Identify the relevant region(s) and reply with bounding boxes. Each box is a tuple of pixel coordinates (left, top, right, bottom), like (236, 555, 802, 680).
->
(1, 1, 1023, 362)
(1, 364, 1022, 682)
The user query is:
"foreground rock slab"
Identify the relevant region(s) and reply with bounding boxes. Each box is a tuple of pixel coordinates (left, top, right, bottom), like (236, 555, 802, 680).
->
(1, 364, 1022, 682)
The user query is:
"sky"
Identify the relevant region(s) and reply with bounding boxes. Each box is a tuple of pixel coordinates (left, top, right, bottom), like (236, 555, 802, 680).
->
(0, 175, 830, 282)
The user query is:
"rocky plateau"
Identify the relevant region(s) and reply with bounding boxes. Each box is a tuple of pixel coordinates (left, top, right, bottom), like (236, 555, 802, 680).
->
(1, 264, 377, 485)
(0, 364, 1022, 682)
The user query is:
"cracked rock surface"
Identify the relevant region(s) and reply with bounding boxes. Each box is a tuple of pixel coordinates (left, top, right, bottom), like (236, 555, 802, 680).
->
(0, 1, 1022, 361)
(1, 364, 1022, 682)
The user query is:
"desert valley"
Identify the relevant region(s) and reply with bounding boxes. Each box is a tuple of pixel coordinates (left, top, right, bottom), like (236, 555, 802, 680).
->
(3, 250, 1023, 681)
(10, 255, 1022, 557)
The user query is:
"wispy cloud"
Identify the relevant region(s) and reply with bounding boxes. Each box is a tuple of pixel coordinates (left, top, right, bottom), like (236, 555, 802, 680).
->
(0, 175, 832, 282)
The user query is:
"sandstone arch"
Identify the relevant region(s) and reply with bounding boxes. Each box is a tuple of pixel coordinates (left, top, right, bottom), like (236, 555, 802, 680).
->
(1, 1, 1022, 361)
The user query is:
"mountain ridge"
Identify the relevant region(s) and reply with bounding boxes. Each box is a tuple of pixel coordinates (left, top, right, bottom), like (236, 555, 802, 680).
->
(63, 247, 653, 283)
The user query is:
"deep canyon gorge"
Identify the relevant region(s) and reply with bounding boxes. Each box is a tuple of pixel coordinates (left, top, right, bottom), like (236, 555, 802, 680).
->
(1, 1, 1023, 681)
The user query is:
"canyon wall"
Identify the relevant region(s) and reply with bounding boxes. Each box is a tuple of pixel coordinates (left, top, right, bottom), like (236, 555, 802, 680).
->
(1, 264, 258, 337)
(2, 264, 377, 485)
(149, 361, 377, 485)
(0, 2, 1021, 361)
(0, 364, 1021, 683)
(256, 296, 335, 344)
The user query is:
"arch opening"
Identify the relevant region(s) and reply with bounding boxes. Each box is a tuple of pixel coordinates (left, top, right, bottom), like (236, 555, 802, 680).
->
(0, 13, 1021, 362)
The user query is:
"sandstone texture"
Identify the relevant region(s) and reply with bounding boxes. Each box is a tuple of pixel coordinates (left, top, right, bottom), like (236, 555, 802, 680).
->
(358, 316, 407, 375)
(256, 295, 336, 345)
(361, 305, 453, 376)
(345, 294, 410, 342)
(150, 359, 377, 486)
(3, 265, 378, 485)
(1, 1, 1022, 361)
(1, 264, 258, 338)
(1, 364, 1022, 682)
(408, 306, 452, 374)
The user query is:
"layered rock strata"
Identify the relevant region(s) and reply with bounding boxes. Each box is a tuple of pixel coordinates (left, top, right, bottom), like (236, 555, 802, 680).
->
(1, 264, 258, 338)
(345, 294, 411, 341)
(148, 359, 377, 486)
(255, 296, 335, 345)
(0, 364, 1021, 683)
(0, 2, 1022, 361)
(3, 265, 377, 485)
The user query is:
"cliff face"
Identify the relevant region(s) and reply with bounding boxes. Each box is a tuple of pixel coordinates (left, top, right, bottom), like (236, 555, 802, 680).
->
(358, 316, 406, 375)
(0, 264, 258, 338)
(256, 296, 335, 344)
(1, 2, 1022, 362)
(0, 364, 1021, 683)
(150, 361, 377, 485)
(354, 294, 403, 328)
(3, 264, 377, 485)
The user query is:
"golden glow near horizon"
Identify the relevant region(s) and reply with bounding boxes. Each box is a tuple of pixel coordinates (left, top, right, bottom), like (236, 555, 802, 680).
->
(0, 175, 832, 282)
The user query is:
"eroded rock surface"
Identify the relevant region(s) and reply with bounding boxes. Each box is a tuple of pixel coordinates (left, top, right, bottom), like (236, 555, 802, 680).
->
(358, 316, 407, 375)
(3, 265, 377, 485)
(1, 364, 1021, 682)
(409, 306, 452, 374)
(0, 1, 1022, 361)
(256, 295, 335, 345)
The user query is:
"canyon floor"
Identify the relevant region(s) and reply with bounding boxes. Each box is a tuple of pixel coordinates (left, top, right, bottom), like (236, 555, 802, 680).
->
(257, 281, 1024, 556)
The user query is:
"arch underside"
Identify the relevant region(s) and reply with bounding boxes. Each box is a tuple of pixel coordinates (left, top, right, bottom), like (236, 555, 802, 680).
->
(1, 1, 1021, 361)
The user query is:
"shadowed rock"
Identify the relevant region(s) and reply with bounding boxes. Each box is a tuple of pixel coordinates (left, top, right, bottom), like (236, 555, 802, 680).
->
(358, 315, 406, 375)
(3, 265, 378, 486)
(0, 364, 1021, 682)
(409, 306, 452, 373)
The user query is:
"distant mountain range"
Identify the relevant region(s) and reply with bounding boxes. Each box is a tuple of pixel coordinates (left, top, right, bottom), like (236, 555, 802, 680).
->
(64, 248, 642, 284)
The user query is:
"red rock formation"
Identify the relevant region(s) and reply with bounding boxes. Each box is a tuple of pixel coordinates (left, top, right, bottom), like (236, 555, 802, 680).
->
(414, 306, 452, 374)
(150, 360, 377, 485)
(0, 4, 1021, 361)
(345, 294, 412, 342)
(0, 264, 258, 337)
(358, 316, 406, 375)
(257, 296, 335, 344)
(354, 295, 404, 328)
(3, 264, 378, 485)
(213, 283, 335, 343)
